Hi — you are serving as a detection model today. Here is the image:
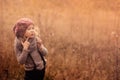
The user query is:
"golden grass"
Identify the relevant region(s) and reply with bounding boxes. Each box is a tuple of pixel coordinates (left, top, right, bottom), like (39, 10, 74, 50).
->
(1, 0, 120, 80)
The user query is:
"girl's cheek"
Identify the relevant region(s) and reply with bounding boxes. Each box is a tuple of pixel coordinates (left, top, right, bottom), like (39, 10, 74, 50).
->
(25, 32, 30, 37)
(28, 33, 32, 37)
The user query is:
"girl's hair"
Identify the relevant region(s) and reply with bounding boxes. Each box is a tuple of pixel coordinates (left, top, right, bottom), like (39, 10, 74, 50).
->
(34, 26, 41, 37)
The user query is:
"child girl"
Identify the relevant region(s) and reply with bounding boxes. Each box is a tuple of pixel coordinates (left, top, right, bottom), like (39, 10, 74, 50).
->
(13, 18, 48, 80)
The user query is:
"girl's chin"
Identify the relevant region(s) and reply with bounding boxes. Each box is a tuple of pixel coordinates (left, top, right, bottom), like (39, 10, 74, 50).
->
(30, 36, 35, 38)
(27, 35, 35, 39)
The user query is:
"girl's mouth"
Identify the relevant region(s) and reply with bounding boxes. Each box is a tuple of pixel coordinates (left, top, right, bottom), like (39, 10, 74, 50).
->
(31, 34, 34, 36)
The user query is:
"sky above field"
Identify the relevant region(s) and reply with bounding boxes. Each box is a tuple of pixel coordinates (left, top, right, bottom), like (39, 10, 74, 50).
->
(1, 0, 120, 43)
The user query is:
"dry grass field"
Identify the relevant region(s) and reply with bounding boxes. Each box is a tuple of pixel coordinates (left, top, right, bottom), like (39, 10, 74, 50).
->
(1, 0, 120, 80)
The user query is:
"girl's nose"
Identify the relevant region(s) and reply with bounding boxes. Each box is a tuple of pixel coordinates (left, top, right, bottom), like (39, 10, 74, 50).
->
(30, 29, 35, 33)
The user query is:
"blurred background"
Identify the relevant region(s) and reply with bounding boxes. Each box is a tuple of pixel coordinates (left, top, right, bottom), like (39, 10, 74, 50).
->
(1, 0, 120, 80)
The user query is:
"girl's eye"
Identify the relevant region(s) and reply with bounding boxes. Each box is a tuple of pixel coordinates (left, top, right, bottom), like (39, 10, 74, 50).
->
(32, 27, 34, 29)
(27, 26, 34, 30)
(27, 28, 31, 30)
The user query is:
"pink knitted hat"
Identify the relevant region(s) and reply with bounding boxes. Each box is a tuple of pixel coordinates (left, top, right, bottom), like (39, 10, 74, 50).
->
(13, 18, 34, 38)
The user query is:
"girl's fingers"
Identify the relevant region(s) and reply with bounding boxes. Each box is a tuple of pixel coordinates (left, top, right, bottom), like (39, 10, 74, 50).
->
(37, 37, 42, 43)
(26, 37, 29, 42)
(21, 40, 24, 45)
(21, 37, 30, 46)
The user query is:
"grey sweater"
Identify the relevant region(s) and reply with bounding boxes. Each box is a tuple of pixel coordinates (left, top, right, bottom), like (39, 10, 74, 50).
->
(14, 37, 48, 71)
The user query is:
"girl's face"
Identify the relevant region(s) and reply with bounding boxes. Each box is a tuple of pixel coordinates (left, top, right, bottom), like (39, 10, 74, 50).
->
(24, 25, 35, 38)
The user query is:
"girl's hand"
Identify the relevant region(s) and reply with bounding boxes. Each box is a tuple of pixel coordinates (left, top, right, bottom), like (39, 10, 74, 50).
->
(37, 37, 42, 45)
(21, 38, 30, 50)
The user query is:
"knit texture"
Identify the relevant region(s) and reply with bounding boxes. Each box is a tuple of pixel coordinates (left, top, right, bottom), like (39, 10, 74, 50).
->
(14, 37, 48, 71)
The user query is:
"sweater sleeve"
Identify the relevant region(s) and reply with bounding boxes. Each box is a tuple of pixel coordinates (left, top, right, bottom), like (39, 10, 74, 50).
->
(38, 44, 48, 56)
(14, 38, 29, 64)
